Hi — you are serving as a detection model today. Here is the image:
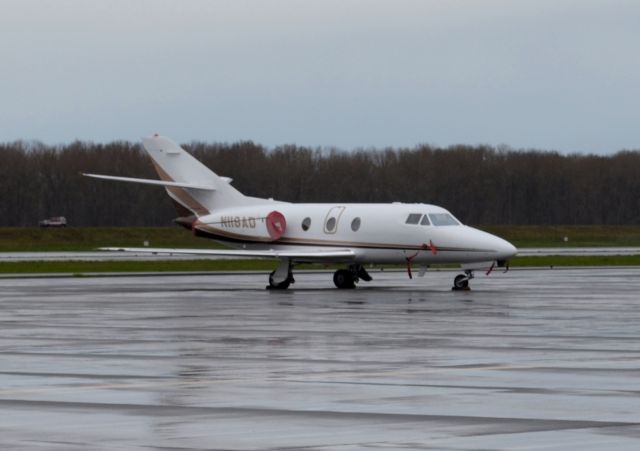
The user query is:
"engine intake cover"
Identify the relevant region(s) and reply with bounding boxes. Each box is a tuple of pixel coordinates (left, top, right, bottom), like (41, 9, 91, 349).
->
(266, 211, 286, 240)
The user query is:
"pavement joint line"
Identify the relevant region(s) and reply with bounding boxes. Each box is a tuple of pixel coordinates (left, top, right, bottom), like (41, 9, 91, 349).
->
(1, 398, 639, 430)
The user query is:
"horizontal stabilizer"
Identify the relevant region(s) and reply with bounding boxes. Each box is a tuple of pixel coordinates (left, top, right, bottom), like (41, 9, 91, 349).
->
(99, 247, 356, 261)
(83, 173, 216, 191)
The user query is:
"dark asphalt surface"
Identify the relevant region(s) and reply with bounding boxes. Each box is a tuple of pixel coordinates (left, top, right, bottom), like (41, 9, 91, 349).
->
(1, 268, 639, 450)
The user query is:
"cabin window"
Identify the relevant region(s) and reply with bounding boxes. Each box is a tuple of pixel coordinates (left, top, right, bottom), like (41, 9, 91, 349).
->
(301, 217, 311, 231)
(405, 213, 422, 225)
(429, 213, 460, 226)
(326, 217, 337, 232)
(351, 217, 361, 231)
(420, 215, 431, 226)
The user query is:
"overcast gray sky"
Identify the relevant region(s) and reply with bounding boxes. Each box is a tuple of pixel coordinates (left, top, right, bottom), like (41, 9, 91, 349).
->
(0, 0, 638, 153)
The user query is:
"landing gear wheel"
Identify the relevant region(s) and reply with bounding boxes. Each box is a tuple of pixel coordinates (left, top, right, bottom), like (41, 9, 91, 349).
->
(333, 269, 356, 289)
(452, 274, 470, 291)
(268, 271, 293, 290)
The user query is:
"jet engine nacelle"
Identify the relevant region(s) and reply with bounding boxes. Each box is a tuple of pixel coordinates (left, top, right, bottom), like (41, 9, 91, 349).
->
(194, 208, 287, 242)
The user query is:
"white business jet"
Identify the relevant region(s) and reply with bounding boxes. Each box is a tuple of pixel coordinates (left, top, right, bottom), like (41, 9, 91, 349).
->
(85, 135, 517, 290)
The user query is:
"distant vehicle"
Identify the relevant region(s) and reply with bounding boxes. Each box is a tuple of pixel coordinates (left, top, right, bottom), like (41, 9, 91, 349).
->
(39, 216, 67, 227)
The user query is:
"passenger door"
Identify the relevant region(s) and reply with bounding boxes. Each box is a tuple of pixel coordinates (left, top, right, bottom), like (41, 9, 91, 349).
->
(323, 206, 346, 234)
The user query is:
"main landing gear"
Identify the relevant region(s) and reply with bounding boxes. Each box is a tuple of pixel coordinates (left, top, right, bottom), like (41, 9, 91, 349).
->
(333, 265, 372, 289)
(268, 270, 294, 289)
(333, 269, 355, 289)
(267, 260, 373, 290)
(267, 258, 294, 290)
(452, 270, 474, 291)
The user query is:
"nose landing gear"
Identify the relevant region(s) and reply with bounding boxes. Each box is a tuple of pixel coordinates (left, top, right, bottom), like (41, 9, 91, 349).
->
(452, 270, 474, 291)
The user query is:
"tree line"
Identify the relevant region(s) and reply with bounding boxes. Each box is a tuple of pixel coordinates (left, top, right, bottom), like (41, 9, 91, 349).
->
(1, 140, 639, 226)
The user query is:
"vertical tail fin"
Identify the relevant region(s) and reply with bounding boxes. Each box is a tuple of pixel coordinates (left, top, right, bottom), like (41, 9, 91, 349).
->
(142, 135, 249, 216)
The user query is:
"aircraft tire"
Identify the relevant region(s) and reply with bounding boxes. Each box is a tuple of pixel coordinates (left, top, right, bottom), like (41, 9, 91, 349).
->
(333, 269, 356, 289)
(452, 274, 469, 290)
(268, 271, 292, 290)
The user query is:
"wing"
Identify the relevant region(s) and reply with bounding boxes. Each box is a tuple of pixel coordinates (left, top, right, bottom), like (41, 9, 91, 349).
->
(517, 247, 640, 256)
(99, 247, 356, 263)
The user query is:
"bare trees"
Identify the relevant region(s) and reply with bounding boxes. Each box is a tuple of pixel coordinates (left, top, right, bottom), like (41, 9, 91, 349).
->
(0, 141, 173, 227)
(0, 140, 638, 226)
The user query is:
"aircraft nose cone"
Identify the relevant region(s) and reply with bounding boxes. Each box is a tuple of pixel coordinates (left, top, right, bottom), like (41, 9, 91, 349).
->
(496, 238, 518, 259)
(465, 226, 517, 261)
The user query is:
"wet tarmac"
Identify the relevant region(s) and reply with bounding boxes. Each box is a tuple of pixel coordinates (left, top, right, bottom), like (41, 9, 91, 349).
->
(1, 268, 639, 450)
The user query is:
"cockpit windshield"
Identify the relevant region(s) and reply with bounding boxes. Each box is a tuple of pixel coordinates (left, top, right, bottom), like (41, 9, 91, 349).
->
(405, 213, 422, 224)
(428, 213, 460, 226)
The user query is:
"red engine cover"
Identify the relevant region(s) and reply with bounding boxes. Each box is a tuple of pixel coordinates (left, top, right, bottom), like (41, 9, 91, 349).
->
(266, 211, 286, 240)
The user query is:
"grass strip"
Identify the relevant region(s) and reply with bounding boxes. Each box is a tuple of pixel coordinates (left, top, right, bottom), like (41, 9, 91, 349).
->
(481, 225, 640, 248)
(0, 227, 223, 252)
(0, 259, 281, 274)
(2, 255, 640, 275)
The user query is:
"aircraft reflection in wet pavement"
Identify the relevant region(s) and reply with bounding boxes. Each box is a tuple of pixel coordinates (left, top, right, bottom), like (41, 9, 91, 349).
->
(85, 135, 517, 290)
